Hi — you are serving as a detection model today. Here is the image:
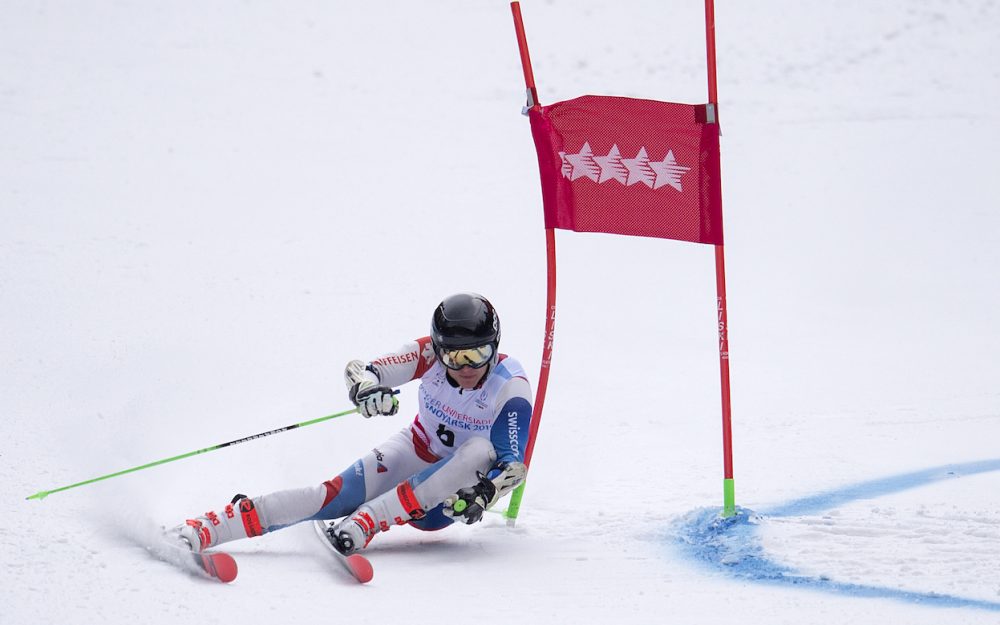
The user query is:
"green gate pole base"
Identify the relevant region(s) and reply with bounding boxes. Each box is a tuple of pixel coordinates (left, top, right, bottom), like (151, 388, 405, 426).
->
(721, 478, 736, 517)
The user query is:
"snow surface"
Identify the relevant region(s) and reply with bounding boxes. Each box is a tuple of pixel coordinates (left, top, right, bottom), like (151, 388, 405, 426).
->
(3, 1, 999, 624)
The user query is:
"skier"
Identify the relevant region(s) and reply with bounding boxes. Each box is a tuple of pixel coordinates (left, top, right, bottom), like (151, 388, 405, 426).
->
(169, 292, 532, 557)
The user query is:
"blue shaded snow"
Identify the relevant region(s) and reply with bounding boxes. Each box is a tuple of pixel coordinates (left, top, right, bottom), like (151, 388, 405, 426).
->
(672, 459, 1000, 612)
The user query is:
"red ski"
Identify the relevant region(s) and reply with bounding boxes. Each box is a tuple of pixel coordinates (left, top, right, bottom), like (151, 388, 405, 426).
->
(154, 539, 239, 584)
(194, 551, 238, 583)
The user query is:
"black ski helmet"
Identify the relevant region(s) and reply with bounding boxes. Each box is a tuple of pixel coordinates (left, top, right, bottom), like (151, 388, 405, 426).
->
(430, 293, 501, 354)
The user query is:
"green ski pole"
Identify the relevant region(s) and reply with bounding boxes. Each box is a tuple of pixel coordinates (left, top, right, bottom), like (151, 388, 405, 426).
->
(26, 407, 359, 501)
(504, 481, 527, 524)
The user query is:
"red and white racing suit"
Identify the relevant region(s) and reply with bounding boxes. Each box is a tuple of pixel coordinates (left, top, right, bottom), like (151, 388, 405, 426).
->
(179, 337, 532, 550)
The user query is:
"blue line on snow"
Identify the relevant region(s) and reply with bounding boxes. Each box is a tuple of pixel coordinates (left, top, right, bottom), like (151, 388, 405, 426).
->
(672, 459, 1000, 612)
(763, 458, 1000, 518)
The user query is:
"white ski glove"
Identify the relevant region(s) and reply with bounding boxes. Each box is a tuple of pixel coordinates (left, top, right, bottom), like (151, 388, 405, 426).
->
(350, 380, 399, 418)
(443, 461, 526, 524)
(345, 359, 399, 418)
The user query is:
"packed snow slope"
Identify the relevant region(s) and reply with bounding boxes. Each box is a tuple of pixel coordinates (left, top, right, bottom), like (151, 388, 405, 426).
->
(2, 2, 998, 624)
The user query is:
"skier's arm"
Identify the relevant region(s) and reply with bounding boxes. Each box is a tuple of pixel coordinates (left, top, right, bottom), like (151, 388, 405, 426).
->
(363, 336, 436, 387)
(344, 337, 436, 417)
(443, 377, 531, 524)
(488, 376, 532, 467)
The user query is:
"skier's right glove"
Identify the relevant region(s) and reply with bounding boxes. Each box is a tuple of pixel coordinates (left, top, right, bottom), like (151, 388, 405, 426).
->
(350, 380, 399, 418)
(345, 358, 399, 418)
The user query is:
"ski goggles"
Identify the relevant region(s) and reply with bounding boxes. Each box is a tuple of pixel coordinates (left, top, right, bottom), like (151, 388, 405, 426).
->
(436, 343, 495, 370)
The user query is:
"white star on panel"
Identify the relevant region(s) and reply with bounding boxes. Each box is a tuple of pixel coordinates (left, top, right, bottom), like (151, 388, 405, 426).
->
(594, 145, 628, 184)
(648, 150, 691, 191)
(563, 142, 600, 182)
(558, 151, 573, 179)
(621, 147, 655, 188)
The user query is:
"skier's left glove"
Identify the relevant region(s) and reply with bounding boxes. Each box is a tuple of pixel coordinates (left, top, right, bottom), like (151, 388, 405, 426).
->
(443, 461, 527, 525)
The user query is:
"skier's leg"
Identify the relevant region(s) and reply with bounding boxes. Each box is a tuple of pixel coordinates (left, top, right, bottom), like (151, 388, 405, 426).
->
(407, 504, 454, 531)
(169, 428, 428, 552)
(305, 427, 432, 522)
(332, 436, 496, 552)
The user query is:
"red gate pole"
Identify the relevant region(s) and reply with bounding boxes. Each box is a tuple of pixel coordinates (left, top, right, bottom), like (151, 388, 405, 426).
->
(505, 1, 556, 525)
(705, 0, 736, 518)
